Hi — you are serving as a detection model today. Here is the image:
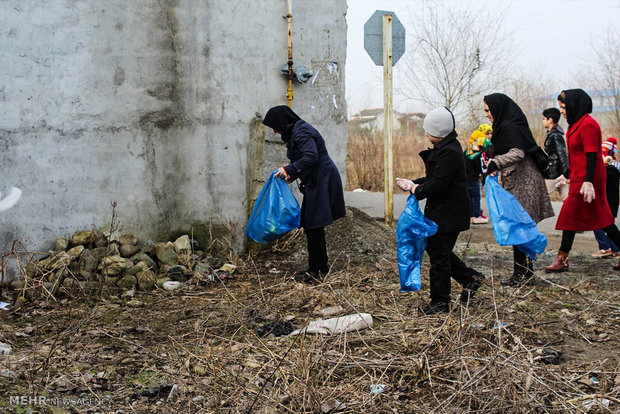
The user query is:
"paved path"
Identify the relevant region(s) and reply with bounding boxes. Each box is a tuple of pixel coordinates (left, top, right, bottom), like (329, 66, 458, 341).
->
(344, 191, 620, 254)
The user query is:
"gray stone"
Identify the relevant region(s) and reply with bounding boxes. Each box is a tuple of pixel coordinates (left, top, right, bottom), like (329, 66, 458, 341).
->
(77, 250, 98, 280)
(120, 244, 141, 258)
(117, 275, 138, 289)
(66, 245, 84, 260)
(10, 276, 26, 290)
(130, 252, 157, 270)
(38, 252, 71, 271)
(71, 230, 97, 246)
(98, 255, 127, 276)
(155, 242, 178, 265)
(168, 265, 190, 282)
(92, 244, 119, 261)
(118, 234, 139, 246)
(194, 261, 211, 274)
(54, 237, 69, 252)
(136, 270, 157, 290)
(141, 245, 156, 257)
(173, 235, 191, 252)
(127, 261, 149, 276)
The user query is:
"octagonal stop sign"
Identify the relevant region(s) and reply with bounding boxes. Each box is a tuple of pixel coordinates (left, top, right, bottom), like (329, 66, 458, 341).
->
(364, 10, 406, 66)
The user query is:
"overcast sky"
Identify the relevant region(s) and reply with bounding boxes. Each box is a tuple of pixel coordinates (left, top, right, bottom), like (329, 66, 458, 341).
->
(345, 0, 620, 116)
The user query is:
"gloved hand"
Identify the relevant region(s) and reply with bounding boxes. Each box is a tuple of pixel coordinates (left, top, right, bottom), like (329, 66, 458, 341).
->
(554, 175, 569, 187)
(396, 177, 417, 193)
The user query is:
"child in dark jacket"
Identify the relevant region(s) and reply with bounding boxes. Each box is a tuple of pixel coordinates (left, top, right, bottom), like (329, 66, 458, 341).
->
(396, 107, 485, 315)
(592, 137, 620, 259)
(464, 126, 493, 224)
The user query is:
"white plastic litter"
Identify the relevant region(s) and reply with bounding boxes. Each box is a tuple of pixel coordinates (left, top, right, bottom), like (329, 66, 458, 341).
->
(0, 301, 10, 310)
(0, 343, 12, 356)
(162, 281, 182, 291)
(290, 313, 373, 335)
(0, 187, 22, 212)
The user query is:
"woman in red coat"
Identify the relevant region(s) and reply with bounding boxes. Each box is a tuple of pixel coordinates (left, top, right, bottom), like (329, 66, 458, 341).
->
(546, 89, 620, 272)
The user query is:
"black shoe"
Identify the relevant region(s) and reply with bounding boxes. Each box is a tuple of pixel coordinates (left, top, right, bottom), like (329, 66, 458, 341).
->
(461, 272, 485, 302)
(419, 301, 450, 315)
(501, 274, 524, 287)
(294, 270, 325, 285)
(461, 281, 480, 303)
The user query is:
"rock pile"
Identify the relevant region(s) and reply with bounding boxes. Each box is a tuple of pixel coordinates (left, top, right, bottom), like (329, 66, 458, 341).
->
(8, 229, 234, 300)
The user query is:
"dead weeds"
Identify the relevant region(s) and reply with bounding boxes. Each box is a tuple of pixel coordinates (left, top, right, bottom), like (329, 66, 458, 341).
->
(0, 218, 619, 413)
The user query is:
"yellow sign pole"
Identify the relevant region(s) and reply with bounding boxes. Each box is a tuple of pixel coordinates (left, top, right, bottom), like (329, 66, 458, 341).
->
(383, 14, 394, 226)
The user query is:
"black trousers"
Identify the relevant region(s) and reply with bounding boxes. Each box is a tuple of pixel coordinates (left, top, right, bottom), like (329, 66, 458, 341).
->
(426, 231, 477, 303)
(513, 246, 533, 277)
(306, 227, 328, 274)
(560, 224, 620, 253)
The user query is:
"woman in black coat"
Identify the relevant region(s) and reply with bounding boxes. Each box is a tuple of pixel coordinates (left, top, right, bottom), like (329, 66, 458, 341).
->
(262, 105, 346, 283)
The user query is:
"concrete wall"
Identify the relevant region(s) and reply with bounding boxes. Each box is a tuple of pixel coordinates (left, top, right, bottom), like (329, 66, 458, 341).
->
(0, 0, 348, 257)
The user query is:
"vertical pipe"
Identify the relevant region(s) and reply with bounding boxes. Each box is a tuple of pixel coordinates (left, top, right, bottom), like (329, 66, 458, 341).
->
(383, 14, 394, 226)
(286, 0, 293, 107)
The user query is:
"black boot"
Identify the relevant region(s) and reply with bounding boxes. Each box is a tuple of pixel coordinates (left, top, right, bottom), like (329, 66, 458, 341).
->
(461, 272, 485, 302)
(420, 300, 450, 315)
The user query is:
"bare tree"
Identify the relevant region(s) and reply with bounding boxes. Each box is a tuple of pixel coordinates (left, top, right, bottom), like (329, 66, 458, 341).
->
(398, 1, 514, 123)
(503, 70, 561, 145)
(588, 26, 620, 134)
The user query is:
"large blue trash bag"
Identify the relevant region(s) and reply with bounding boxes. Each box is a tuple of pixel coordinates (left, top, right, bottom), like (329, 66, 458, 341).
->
(396, 195, 438, 292)
(246, 171, 301, 244)
(485, 175, 547, 259)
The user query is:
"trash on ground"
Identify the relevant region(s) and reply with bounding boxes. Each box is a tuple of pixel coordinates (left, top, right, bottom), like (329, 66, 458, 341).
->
(256, 321, 294, 337)
(0, 343, 12, 356)
(314, 305, 344, 317)
(162, 281, 182, 291)
(370, 383, 387, 395)
(0, 301, 10, 310)
(289, 313, 373, 335)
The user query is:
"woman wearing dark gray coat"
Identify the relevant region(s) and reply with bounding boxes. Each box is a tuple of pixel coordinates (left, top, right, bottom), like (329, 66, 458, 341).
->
(263, 105, 346, 283)
(484, 93, 554, 286)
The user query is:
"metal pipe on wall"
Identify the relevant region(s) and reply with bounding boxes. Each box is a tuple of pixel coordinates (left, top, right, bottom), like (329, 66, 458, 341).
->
(286, 0, 293, 107)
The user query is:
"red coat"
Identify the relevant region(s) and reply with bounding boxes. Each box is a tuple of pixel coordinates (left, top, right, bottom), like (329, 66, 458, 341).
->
(556, 115, 614, 230)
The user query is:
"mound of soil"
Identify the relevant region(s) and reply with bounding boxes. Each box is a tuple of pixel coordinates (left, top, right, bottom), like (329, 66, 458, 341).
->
(325, 206, 396, 260)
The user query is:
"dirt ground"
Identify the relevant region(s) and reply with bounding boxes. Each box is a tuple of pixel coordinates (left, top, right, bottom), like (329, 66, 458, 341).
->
(0, 207, 619, 413)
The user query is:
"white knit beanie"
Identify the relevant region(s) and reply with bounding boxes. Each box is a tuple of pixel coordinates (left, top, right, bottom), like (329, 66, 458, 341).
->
(423, 106, 455, 138)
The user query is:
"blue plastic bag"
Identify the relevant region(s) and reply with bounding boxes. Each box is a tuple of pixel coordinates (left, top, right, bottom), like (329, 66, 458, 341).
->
(485, 175, 547, 259)
(396, 195, 438, 292)
(246, 171, 301, 244)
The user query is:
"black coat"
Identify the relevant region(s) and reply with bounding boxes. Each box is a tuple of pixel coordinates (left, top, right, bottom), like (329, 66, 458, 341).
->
(464, 151, 483, 182)
(606, 163, 620, 217)
(544, 125, 568, 179)
(285, 120, 346, 229)
(413, 134, 471, 233)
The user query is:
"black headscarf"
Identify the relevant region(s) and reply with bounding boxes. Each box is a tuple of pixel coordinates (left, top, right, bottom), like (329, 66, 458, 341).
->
(484, 93, 538, 156)
(562, 89, 592, 126)
(262, 105, 301, 143)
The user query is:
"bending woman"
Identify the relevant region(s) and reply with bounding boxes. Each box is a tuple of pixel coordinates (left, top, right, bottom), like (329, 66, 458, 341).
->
(545, 89, 620, 272)
(262, 105, 346, 283)
(483, 93, 555, 286)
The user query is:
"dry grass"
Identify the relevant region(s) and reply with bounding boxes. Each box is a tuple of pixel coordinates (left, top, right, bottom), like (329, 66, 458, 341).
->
(1, 227, 619, 413)
(346, 125, 428, 191)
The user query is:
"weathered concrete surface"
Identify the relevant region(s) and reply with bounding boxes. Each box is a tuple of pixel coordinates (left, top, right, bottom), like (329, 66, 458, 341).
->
(0, 1, 348, 261)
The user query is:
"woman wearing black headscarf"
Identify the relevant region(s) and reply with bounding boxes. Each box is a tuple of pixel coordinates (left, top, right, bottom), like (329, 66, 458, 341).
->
(262, 105, 346, 283)
(545, 89, 620, 272)
(484, 93, 554, 286)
